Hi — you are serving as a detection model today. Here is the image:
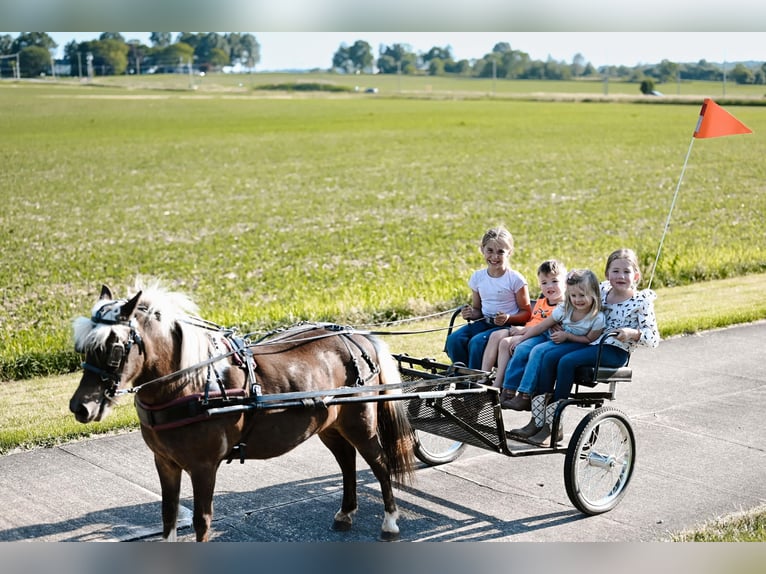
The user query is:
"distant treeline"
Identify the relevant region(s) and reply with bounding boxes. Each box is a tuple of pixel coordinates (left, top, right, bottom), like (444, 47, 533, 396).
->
(2, 32, 765, 85)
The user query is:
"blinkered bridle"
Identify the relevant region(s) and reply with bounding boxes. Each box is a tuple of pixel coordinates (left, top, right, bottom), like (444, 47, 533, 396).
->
(80, 302, 146, 399)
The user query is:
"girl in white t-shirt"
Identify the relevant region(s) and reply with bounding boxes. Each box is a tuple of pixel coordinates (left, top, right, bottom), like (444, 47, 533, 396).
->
(445, 226, 531, 369)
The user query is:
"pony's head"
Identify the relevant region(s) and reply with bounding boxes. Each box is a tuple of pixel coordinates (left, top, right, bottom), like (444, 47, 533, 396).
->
(69, 280, 204, 423)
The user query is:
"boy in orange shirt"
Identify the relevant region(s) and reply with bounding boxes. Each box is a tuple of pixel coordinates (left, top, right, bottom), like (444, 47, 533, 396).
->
(481, 260, 567, 391)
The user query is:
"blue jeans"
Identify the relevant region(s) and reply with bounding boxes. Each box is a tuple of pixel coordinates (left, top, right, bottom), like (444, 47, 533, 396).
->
(445, 321, 501, 369)
(545, 344, 630, 401)
(519, 341, 588, 395)
(500, 334, 548, 391)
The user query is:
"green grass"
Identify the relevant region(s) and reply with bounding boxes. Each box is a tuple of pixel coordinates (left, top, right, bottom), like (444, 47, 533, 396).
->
(2, 272, 764, 455)
(671, 507, 766, 541)
(1, 80, 765, 381)
(32, 72, 766, 100)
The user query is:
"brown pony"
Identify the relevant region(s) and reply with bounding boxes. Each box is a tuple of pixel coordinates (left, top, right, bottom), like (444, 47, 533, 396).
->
(69, 282, 414, 541)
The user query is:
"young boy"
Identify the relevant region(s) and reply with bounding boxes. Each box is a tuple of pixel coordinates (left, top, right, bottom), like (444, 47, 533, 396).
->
(481, 260, 567, 393)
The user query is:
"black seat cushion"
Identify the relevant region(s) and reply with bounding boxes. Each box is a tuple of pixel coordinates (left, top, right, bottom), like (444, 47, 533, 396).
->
(573, 365, 632, 387)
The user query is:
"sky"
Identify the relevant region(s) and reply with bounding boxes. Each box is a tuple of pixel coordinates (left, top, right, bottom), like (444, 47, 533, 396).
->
(34, 32, 766, 71)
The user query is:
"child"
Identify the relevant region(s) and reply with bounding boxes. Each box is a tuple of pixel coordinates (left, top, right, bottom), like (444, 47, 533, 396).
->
(521, 249, 660, 447)
(481, 260, 567, 386)
(445, 226, 531, 370)
(500, 269, 605, 412)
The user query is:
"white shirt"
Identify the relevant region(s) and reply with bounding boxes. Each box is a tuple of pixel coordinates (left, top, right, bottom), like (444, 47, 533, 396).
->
(468, 268, 527, 318)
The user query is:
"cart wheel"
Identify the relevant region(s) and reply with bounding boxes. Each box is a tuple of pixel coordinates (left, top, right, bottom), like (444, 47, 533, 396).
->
(563, 406, 635, 515)
(413, 430, 466, 465)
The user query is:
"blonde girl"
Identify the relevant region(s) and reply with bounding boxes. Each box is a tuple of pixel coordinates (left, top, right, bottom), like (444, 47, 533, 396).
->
(517, 249, 660, 446)
(445, 226, 531, 369)
(500, 269, 605, 411)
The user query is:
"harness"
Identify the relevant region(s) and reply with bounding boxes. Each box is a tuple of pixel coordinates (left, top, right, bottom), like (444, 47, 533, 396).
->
(81, 304, 146, 400)
(83, 313, 382, 445)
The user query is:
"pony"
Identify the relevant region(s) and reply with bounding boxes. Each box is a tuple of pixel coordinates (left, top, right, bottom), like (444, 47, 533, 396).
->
(69, 281, 414, 541)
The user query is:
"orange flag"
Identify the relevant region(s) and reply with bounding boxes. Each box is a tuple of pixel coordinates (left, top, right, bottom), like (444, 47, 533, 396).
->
(693, 98, 752, 138)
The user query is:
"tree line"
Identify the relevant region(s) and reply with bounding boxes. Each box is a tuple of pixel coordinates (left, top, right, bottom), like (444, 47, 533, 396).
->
(2, 32, 766, 86)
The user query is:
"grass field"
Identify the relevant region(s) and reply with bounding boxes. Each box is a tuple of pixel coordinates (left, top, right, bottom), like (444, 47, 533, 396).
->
(1, 78, 765, 380)
(33, 72, 766, 100)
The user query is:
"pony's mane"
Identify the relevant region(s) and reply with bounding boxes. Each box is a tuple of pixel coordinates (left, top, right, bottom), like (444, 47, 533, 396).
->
(74, 280, 209, 375)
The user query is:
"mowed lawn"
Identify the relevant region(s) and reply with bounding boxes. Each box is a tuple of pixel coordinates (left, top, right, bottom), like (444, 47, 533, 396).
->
(1, 81, 765, 375)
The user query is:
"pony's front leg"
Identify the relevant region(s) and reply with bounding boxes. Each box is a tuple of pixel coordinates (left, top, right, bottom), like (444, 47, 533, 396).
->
(154, 454, 182, 542)
(318, 430, 358, 532)
(189, 465, 218, 542)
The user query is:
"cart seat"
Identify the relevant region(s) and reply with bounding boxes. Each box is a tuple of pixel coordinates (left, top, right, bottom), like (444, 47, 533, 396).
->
(573, 365, 632, 387)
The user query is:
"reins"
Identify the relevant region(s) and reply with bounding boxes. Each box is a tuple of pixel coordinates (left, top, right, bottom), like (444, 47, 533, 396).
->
(86, 305, 462, 400)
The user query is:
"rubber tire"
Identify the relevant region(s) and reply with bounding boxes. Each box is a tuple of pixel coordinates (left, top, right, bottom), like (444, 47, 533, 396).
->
(563, 406, 636, 515)
(413, 429, 466, 465)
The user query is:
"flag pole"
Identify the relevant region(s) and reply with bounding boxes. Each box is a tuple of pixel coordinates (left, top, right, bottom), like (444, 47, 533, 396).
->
(647, 136, 695, 290)
(648, 99, 752, 290)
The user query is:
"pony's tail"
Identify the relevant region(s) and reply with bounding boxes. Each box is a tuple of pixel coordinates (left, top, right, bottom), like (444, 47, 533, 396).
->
(371, 337, 415, 487)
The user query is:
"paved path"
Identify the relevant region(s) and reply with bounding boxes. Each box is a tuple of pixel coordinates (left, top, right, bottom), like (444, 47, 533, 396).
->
(1, 322, 764, 542)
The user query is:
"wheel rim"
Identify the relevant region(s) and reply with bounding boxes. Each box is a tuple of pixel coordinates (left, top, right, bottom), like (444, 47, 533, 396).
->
(414, 430, 464, 461)
(573, 416, 633, 511)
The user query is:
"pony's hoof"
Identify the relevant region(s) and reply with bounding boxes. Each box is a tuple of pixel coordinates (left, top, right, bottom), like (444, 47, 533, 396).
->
(378, 530, 401, 542)
(331, 519, 353, 532)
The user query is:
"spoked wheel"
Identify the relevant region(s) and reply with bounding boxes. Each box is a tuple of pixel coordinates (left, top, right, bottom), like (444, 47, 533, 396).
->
(564, 406, 636, 515)
(413, 429, 466, 465)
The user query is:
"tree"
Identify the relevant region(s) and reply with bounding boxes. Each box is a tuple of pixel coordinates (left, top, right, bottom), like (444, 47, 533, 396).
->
(193, 32, 230, 71)
(63, 40, 80, 76)
(80, 39, 129, 75)
(639, 78, 656, 94)
(0, 34, 13, 55)
(654, 59, 679, 83)
(152, 42, 194, 72)
(11, 32, 56, 54)
(422, 46, 453, 64)
(333, 40, 373, 73)
(348, 40, 373, 73)
(729, 63, 754, 84)
(99, 32, 125, 43)
(19, 45, 51, 77)
(150, 32, 172, 48)
(376, 44, 418, 74)
(571, 52, 586, 77)
(126, 39, 148, 74)
(225, 33, 260, 69)
(332, 45, 352, 73)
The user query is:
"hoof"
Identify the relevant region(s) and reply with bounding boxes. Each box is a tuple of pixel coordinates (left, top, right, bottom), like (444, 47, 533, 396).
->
(378, 530, 401, 542)
(331, 519, 352, 532)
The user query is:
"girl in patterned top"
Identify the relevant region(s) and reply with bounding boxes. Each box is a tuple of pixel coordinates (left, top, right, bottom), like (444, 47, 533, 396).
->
(521, 248, 660, 446)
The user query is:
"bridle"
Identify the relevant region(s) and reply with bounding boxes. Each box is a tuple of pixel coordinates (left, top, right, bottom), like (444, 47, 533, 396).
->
(80, 303, 146, 399)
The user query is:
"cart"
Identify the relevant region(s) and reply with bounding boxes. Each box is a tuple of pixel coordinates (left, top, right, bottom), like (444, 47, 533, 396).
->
(393, 323, 636, 516)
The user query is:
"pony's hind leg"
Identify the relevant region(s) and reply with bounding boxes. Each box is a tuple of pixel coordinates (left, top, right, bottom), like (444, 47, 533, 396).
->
(154, 454, 182, 541)
(350, 435, 402, 542)
(318, 428, 358, 532)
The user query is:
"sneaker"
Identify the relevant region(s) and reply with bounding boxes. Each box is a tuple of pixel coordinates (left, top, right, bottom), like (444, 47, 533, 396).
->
(503, 392, 531, 411)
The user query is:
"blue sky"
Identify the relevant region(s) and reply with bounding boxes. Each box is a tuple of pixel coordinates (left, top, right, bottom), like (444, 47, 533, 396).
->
(36, 32, 766, 71)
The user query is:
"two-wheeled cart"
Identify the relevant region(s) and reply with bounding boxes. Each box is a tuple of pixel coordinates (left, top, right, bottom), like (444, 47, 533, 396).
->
(393, 328, 635, 515)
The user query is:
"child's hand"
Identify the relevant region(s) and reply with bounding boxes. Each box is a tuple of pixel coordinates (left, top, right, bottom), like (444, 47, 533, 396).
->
(550, 330, 568, 344)
(615, 328, 639, 343)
